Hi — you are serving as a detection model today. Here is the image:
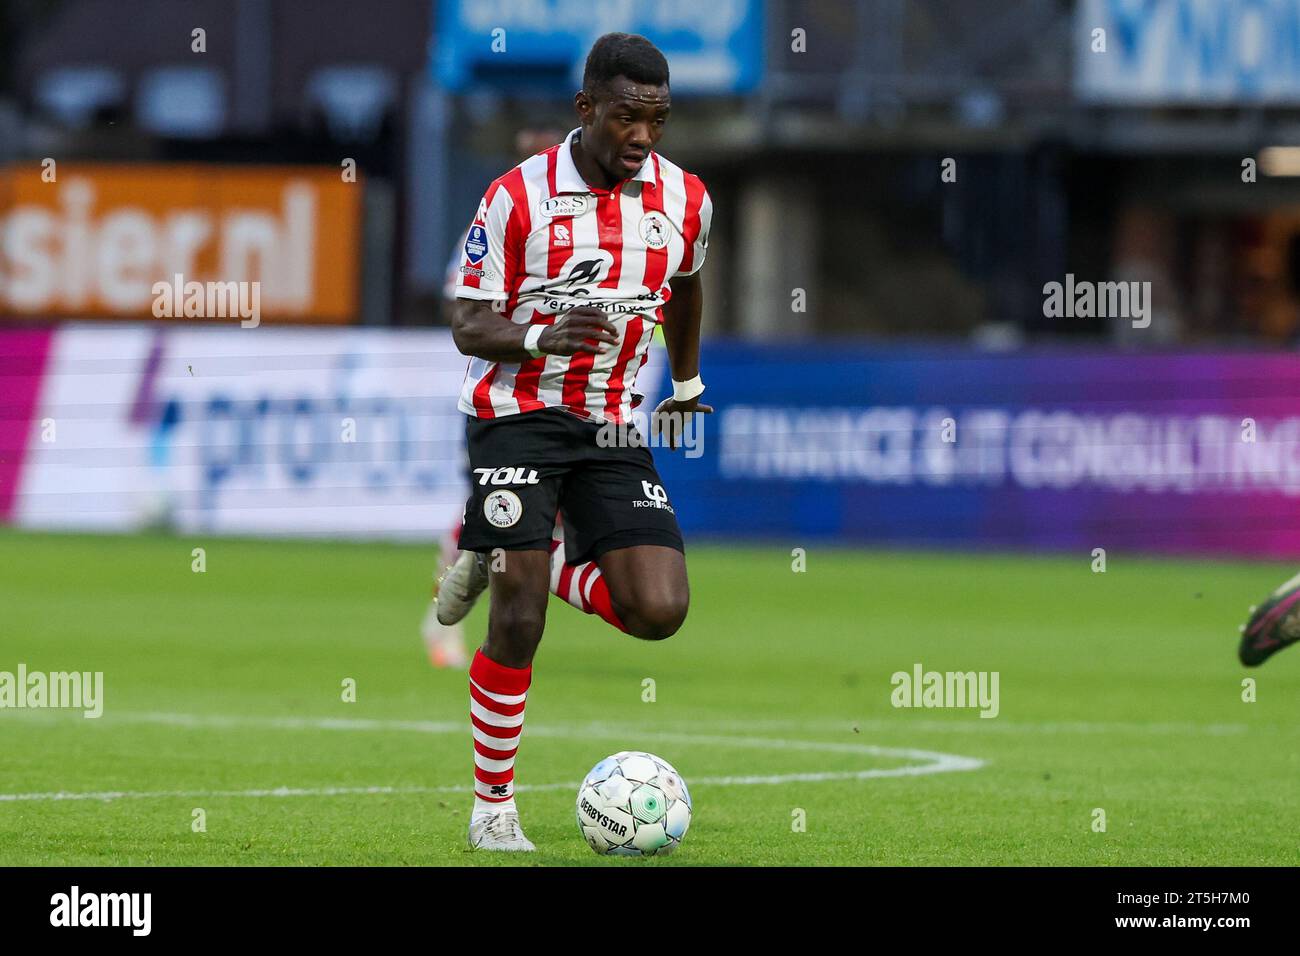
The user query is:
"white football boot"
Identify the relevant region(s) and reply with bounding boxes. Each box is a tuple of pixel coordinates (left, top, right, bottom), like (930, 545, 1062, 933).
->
(468, 811, 536, 852)
(435, 550, 489, 626)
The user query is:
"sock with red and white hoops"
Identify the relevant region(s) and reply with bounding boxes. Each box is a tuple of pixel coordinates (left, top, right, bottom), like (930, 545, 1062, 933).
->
(549, 536, 627, 632)
(469, 649, 530, 820)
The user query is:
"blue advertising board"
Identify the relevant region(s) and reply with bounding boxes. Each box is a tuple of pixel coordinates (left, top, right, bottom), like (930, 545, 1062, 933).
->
(646, 340, 1300, 558)
(1077, 0, 1300, 104)
(432, 0, 764, 95)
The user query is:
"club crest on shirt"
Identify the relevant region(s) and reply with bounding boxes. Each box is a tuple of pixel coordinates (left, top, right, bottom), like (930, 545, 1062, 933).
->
(540, 195, 590, 219)
(464, 224, 489, 265)
(638, 212, 671, 250)
(484, 489, 523, 528)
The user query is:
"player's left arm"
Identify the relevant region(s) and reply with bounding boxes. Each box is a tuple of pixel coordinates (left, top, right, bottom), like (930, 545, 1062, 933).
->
(659, 272, 707, 398)
(654, 272, 713, 450)
(653, 186, 714, 449)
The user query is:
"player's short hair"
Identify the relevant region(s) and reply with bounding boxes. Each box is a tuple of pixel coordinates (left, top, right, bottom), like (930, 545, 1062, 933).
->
(582, 33, 669, 98)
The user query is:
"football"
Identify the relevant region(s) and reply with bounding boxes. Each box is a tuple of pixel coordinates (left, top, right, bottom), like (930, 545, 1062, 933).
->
(576, 751, 692, 856)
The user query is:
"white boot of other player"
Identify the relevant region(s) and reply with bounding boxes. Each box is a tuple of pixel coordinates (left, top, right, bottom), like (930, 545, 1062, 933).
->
(421, 600, 468, 669)
(435, 550, 489, 626)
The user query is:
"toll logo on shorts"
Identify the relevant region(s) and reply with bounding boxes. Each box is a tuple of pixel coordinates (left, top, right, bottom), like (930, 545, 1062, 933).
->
(484, 489, 524, 528)
(474, 466, 540, 486)
(632, 480, 674, 514)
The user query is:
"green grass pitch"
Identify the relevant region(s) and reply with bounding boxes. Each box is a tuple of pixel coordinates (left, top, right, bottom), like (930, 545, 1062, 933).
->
(1, 528, 1297, 866)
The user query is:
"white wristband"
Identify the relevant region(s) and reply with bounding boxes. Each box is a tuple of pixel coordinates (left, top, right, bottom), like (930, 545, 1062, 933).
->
(523, 324, 546, 358)
(672, 375, 705, 402)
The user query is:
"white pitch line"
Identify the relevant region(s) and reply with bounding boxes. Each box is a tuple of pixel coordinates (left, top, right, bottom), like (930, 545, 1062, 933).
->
(0, 711, 984, 803)
(7, 709, 1269, 737)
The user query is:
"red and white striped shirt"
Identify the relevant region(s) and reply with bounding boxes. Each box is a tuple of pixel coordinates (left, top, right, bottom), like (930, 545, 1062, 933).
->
(455, 127, 712, 424)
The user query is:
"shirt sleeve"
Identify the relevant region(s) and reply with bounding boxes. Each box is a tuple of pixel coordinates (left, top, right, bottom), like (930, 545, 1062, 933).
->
(442, 225, 472, 302)
(674, 187, 713, 278)
(455, 185, 513, 302)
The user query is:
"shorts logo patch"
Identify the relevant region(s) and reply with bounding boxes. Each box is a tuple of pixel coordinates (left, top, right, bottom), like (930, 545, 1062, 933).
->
(484, 489, 523, 528)
(633, 480, 674, 514)
(464, 224, 489, 265)
(639, 212, 671, 250)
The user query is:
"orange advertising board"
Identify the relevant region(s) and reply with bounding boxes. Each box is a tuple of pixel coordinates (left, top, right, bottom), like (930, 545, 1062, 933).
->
(0, 164, 362, 323)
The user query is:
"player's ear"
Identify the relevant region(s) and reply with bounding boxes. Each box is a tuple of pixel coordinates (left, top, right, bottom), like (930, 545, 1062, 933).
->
(574, 89, 593, 122)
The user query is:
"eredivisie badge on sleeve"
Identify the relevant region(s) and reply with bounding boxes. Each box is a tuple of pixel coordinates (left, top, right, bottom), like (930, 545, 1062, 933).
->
(464, 224, 489, 264)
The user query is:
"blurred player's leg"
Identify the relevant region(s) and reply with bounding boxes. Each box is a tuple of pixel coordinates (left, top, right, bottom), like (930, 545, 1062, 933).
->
(422, 522, 470, 668)
(433, 543, 489, 628)
(1238, 570, 1300, 666)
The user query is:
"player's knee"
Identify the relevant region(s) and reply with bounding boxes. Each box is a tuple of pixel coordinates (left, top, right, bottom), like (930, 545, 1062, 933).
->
(491, 601, 546, 647)
(631, 593, 688, 641)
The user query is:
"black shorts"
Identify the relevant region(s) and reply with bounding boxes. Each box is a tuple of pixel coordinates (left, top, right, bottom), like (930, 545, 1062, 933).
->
(458, 408, 684, 565)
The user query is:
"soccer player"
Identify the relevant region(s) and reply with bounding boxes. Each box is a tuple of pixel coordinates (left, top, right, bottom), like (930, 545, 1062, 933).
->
(1238, 572, 1300, 665)
(439, 32, 714, 851)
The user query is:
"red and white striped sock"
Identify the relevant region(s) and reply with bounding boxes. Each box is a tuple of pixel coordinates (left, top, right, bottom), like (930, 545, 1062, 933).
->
(469, 649, 530, 818)
(549, 536, 627, 632)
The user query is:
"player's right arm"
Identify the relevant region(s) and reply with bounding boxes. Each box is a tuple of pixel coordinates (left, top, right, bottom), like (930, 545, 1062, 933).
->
(450, 178, 619, 362)
(452, 301, 620, 363)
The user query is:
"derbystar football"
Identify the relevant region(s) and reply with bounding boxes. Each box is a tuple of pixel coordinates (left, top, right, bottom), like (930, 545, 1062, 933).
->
(576, 751, 692, 856)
